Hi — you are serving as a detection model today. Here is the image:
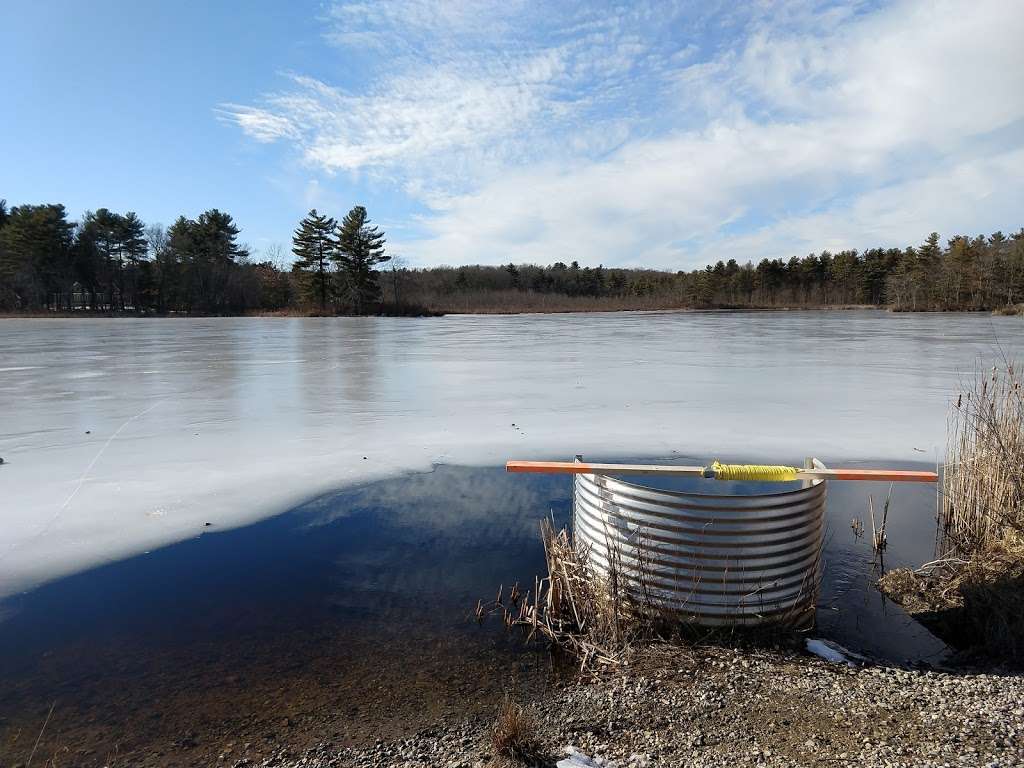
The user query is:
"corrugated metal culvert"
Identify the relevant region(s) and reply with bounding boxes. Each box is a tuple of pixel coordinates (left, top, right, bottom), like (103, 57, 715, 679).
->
(572, 459, 827, 627)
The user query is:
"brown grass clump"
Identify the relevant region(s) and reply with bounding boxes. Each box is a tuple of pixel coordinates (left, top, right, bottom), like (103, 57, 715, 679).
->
(881, 363, 1024, 663)
(943, 364, 1024, 551)
(490, 697, 543, 765)
(992, 304, 1024, 316)
(478, 519, 649, 668)
(479, 517, 684, 668)
(480, 518, 812, 670)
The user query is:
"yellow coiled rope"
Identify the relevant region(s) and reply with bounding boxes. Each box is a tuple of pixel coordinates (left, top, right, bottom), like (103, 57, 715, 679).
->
(710, 460, 801, 482)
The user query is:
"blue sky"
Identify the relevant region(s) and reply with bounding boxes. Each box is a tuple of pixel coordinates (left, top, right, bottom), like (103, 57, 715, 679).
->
(2, 0, 1022, 269)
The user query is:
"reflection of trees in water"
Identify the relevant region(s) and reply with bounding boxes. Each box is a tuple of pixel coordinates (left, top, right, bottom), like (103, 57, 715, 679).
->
(292, 318, 384, 440)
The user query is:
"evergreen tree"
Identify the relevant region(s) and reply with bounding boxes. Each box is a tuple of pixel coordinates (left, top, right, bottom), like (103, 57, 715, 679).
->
(71, 215, 104, 309)
(505, 263, 520, 289)
(193, 209, 247, 312)
(333, 205, 389, 315)
(119, 211, 148, 309)
(0, 199, 8, 307)
(886, 247, 917, 310)
(166, 216, 199, 312)
(291, 209, 338, 313)
(0, 204, 75, 309)
(164, 210, 246, 313)
(916, 232, 942, 307)
(79, 208, 123, 309)
(1004, 230, 1024, 306)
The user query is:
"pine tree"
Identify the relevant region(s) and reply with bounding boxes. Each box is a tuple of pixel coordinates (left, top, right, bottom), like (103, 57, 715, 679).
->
(80, 208, 123, 309)
(0, 204, 74, 309)
(194, 209, 246, 312)
(916, 232, 942, 307)
(166, 210, 246, 313)
(333, 205, 389, 315)
(505, 263, 520, 289)
(167, 216, 199, 313)
(118, 211, 148, 309)
(291, 209, 338, 313)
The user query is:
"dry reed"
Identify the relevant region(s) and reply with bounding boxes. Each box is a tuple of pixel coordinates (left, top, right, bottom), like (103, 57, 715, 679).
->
(880, 363, 1024, 662)
(481, 516, 815, 669)
(868, 486, 892, 556)
(477, 519, 663, 669)
(942, 364, 1024, 552)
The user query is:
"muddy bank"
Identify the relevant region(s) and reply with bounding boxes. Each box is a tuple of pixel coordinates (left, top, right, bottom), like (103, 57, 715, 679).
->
(879, 549, 1024, 665)
(254, 645, 1023, 768)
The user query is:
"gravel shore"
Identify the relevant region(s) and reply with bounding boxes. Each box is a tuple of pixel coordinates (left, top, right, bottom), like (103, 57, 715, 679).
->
(248, 645, 1024, 768)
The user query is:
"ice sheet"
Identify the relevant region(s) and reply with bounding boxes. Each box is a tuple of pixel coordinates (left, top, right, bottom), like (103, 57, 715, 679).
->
(1, 311, 1019, 597)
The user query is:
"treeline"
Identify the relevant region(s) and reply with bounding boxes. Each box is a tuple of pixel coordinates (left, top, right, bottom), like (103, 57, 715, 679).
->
(0, 198, 398, 316)
(0, 200, 294, 313)
(675, 231, 1024, 311)
(2, 195, 1022, 315)
(398, 230, 1024, 313)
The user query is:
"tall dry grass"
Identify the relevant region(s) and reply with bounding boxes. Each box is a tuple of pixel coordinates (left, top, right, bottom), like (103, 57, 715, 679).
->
(481, 518, 816, 669)
(942, 364, 1024, 553)
(881, 363, 1024, 662)
(477, 519, 673, 669)
(411, 288, 693, 315)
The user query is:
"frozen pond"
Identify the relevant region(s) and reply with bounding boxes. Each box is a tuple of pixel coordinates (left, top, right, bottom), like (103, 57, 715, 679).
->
(1, 310, 1021, 765)
(0, 310, 1020, 597)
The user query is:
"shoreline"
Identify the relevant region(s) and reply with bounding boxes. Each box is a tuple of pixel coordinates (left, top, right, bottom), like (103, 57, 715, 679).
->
(2, 305, 1018, 320)
(7, 635, 1021, 768)
(248, 644, 1024, 768)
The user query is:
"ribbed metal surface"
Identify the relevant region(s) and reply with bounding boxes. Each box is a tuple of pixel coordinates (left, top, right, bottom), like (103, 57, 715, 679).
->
(573, 461, 827, 626)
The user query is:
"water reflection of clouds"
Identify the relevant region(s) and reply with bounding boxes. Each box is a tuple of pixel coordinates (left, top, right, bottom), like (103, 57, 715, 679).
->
(289, 461, 949, 661)
(298, 465, 572, 536)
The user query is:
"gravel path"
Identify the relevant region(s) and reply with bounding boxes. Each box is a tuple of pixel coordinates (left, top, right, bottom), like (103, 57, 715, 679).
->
(249, 645, 1024, 768)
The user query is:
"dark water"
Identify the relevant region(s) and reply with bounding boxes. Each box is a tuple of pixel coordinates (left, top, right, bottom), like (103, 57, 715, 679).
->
(0, 461, 946, 764)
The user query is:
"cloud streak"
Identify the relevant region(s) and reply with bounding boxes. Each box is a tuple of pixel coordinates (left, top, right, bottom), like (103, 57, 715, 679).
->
(220, 0, 1024, 269)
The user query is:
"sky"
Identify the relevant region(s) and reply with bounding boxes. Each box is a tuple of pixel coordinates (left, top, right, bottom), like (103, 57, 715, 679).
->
(1, 0, 1022, 270)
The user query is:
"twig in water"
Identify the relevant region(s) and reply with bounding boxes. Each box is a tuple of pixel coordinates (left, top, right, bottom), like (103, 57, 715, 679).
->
(869, 489, 890, 554)
(26, 701, 55, 768)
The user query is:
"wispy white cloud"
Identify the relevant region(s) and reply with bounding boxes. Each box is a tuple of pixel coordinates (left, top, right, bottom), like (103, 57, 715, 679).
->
(322, 0, 526, 55)
(221, 0, 1024, 269)
(685, 147, 1024, 268)
(216, 105, 300, 142)
(220, 1, 702, 185)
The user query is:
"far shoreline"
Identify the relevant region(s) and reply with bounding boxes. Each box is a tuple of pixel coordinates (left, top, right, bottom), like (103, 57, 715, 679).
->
(1, 304, 1017, 320)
